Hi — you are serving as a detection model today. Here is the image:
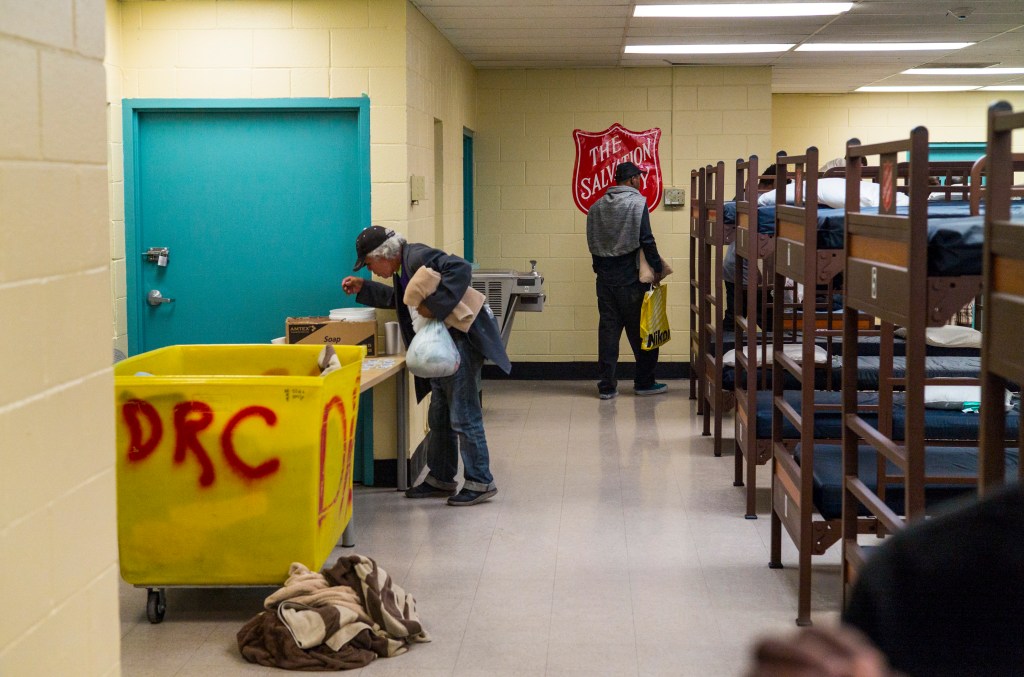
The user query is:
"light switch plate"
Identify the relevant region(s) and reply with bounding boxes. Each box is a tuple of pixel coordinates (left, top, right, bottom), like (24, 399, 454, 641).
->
(410, 175, 426, 203)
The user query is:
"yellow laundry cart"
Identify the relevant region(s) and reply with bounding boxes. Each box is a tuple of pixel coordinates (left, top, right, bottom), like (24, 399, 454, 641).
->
(114, 344, 364, 622)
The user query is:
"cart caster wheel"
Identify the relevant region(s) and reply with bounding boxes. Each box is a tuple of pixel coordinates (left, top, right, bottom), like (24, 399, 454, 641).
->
(147, 588, 166, 624)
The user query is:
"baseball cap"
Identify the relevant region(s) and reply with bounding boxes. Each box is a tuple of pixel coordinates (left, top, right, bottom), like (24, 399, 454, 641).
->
(614, 161, 646, 182)
(352, 225, 395, 271)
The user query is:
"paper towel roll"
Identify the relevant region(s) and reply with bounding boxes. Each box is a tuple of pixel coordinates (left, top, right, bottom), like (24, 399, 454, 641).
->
(384, 321, 404, 355)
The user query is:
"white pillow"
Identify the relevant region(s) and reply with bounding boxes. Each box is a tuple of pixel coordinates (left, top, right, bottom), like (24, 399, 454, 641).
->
(924, 385, 1011, 411)
(894, 325, 982, 349)
(721, 344, 828, 367)
(756, 179, 910, 209)
(858, 182, 910, 209)
(813, 178, 849, 208)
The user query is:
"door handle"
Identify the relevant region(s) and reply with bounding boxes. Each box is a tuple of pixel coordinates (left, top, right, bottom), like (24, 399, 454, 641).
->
(147, 290, 175, 306)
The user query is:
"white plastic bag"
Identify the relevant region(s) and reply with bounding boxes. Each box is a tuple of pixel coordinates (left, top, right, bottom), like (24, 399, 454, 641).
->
(406, 318, 461, 378)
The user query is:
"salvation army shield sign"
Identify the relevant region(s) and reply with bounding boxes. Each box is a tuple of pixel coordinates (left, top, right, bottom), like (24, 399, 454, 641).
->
(572, 123, 663, 214)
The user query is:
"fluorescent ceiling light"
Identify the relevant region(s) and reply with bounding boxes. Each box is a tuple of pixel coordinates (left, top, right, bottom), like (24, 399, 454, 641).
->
(634, 3, 852, 18)
(856, 86, 979, 92)
(798, 43, 974, 52)
(625, 44, 794, 55)
(903, 67, 1024, 75)
(980, 85, 1024, 91)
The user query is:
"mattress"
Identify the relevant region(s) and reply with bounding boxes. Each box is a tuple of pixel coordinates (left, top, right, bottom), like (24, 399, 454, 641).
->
(722, 202, 776, 234)
(793, 444, 1019, 521)
(722, 201, 1024, 277)
(819, 335, 979, 358)
(725, 355, 979, 392)
(754, 389, 1020, 441)
(853, 356, 981, 391)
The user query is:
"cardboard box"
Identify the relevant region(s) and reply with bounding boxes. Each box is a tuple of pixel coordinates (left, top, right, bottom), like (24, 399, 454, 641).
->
(286, 317, 376, 355)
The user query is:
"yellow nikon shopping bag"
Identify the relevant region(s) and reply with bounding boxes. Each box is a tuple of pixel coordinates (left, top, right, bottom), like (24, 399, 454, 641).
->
(640, 283, 670, 351)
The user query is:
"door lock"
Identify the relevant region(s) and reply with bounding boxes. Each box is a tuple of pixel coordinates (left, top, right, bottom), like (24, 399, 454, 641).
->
(147, 290, 175, 306)
(143, 247, 170, 267)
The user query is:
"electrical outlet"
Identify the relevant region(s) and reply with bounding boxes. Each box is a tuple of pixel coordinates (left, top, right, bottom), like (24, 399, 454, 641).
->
(664, 187, 686, 206)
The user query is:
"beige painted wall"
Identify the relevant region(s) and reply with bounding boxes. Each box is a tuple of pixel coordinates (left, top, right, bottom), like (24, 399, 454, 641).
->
(773, 91, 1024, 163)
(106, 0, 478, 459)
(0, 2, 121, 675)
(406, 6, 477, 254)
(474, 66, 773, 363)
(107, 0, 412, 356)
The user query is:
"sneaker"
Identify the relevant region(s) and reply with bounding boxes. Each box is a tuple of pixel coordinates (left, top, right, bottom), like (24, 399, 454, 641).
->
(404, 483, 455, 499)
(598, 390, 618, 400)
(447, 487, 498, 506)
(635, 383, 668, 396)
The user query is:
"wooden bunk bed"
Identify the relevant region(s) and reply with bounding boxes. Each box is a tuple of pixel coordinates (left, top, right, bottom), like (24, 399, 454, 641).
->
(979, 101, 1024, 495)
(767, 147, 854, 626)
(837, 126, 1018, 608)
(732, 155, 779, 516)
(690, 167, 705, 408)
(700, 161, 735, 455)
(761, 139, 1005, 625)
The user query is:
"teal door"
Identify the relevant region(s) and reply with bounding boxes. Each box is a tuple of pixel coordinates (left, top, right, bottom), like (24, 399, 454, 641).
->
(123, 98, 376, 485)
(124, 99, 370, 354)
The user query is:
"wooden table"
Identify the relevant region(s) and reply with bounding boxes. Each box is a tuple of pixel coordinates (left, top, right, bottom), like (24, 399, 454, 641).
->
(342, 355, 408, 548)
(358, 356, 410, 490)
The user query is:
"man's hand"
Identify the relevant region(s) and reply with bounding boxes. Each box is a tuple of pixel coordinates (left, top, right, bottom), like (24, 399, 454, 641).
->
(747, 626, 895, 677)
(341, 276, 363, 295)
(417, 303, 434, 319)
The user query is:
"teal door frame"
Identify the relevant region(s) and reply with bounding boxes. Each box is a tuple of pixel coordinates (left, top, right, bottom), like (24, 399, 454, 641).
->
(462, 128, 475, 262)
(121, 97, 377, 485)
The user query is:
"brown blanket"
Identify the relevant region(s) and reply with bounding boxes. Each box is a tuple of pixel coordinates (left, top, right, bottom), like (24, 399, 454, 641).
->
(237, 556, 429, 671)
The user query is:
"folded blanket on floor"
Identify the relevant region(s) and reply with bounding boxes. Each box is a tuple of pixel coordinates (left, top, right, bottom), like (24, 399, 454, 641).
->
(237, 556, 429, 671)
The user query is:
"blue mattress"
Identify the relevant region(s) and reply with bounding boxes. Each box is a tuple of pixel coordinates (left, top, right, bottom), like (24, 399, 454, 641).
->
(722, 202, 776, 234)
(754, 390, 1020, 441)
(792, 444, 1019, 520)
(718, 334, 978, 359)
(724, 355, 979, 392)
(853, 356, 980, 390)
(722, 200, 1024, 276)
(820, 335, 979, 358)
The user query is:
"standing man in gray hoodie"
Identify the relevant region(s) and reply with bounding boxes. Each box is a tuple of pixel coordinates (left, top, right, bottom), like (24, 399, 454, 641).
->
(586, 161, 667, 400)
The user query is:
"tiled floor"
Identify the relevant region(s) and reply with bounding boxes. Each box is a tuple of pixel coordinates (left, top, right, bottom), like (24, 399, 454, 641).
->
(119, 380, 842, 676)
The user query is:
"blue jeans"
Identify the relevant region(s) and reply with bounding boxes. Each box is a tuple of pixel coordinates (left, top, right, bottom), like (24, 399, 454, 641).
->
(423, 331, 495, 493)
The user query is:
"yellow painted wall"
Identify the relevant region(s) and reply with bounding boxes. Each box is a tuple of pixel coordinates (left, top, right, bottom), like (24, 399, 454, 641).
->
(107, 0, 412, 356)
(773, 91, 1024, 163)
(474, 66, 773, 363)
(106, 0, 478, 460)
(0, 1, 121, 674)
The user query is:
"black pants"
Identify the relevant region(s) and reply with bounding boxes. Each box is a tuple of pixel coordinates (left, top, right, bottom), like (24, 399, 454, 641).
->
(596, 278, 658, 393)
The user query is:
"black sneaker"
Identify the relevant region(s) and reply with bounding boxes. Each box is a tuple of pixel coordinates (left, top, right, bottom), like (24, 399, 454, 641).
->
(447, 488, 497, 506)
(598, 390, 618, 400)
(404, 483, 455, 499)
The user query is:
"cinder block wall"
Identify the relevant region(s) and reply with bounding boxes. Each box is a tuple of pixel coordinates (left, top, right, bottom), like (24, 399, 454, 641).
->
(106, 0, 478, 459)
(107, 0, 416, 356)
(0, 3, 121, 675)
(773, 91, 1024, 162)
(474, 66, 772, 363)
(405, 6, 477, 255)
